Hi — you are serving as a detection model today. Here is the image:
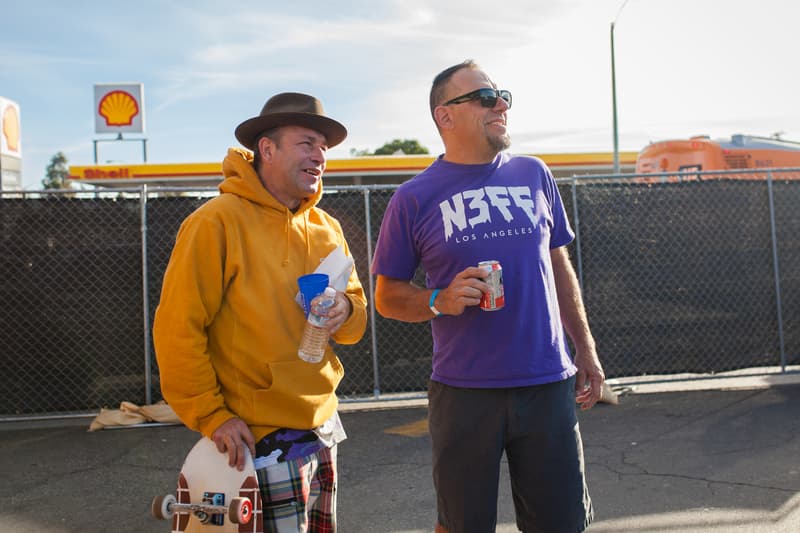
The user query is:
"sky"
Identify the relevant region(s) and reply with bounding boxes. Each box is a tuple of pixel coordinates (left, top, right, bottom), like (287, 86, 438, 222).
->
(2, 0, 799, 190)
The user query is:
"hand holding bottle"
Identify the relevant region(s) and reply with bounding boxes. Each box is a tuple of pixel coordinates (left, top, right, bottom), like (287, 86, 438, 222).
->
(298, 287, 337, 363)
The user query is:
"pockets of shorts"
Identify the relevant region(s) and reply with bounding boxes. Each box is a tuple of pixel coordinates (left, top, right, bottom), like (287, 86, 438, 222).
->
(262, 498, 300, 519)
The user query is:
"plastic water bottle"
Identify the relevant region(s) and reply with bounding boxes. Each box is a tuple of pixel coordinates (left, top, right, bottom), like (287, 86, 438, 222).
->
(298, 287, 337, 363)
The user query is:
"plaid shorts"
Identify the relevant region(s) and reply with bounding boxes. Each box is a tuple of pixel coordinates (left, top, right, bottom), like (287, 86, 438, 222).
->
(255, 444, 337, 533)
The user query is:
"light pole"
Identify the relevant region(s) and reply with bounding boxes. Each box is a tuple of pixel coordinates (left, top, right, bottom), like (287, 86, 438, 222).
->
(611, 21, 619, 174)
(611, 0, 629, 175)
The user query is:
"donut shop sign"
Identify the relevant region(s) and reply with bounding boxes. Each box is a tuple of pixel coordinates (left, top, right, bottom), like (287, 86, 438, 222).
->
(93, 83, 145, 134)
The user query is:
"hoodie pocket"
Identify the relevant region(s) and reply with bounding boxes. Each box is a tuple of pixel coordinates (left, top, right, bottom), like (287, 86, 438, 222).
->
(251, 355, 344, 429)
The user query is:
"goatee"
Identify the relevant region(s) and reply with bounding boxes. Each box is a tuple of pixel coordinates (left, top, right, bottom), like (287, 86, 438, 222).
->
(488, 133, 512, 152)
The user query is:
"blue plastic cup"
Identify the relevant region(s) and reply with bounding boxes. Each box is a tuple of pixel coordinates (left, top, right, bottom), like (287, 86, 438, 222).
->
(297, 273, 330, 317)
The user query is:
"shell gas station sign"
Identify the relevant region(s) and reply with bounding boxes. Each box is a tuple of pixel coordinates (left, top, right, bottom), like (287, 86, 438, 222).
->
(68, 152, 639, 188)
(94, 83, 145, 134)
(1, 96, 22, 190)
(1, 96, 21, 157)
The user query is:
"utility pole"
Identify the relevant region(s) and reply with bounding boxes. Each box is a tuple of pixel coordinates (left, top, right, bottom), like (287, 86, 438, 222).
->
(611, 0, 630, 175)
(611, 21, 619, 174)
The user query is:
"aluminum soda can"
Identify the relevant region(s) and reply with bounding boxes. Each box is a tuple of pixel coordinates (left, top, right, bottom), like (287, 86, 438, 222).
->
(478, 260, 504, 311)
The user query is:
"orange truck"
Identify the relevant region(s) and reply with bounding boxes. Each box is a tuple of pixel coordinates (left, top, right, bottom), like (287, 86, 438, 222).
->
(635, 134, 800, 176)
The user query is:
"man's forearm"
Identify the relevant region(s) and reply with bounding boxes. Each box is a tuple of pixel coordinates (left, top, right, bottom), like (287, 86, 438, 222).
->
(375, 275, 439, 323)
(551, 247, 596, 352)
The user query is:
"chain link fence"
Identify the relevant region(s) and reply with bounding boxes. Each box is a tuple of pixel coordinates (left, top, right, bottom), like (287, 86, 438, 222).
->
(2, 169, 799, 418)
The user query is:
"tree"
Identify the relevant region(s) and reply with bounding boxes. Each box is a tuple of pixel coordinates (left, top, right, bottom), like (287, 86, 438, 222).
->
(349, 138, 430, 156)
(349, 147, 372, 157)
(373, 138, 429, 155)
(42, 152, 70, 189)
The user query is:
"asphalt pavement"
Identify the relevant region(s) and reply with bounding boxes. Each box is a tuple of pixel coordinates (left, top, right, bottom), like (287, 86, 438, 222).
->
(1, 381, 799, 533)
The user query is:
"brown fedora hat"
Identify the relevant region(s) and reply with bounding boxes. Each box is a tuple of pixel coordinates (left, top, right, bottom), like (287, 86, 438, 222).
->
(234, 92, 347, 150)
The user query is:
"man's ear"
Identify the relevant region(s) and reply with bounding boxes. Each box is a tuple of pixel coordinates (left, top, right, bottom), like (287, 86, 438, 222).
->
(258, 136, 274, 161)
(434, 106, 453, 131)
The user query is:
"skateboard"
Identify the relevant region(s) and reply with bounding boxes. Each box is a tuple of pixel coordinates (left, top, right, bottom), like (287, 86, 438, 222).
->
(151, 437, 263, 532)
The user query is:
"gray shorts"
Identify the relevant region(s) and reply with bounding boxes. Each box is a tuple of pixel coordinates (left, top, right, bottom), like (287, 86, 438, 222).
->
(428, 376, 593, 533)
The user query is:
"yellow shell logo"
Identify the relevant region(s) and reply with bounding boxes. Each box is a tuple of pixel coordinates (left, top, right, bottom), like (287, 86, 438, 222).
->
(98, 90, 139, 127)
(2, 104, 20, 153)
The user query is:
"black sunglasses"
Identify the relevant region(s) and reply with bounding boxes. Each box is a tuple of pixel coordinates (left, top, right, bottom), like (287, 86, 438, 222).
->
(442, 88, 512, 109)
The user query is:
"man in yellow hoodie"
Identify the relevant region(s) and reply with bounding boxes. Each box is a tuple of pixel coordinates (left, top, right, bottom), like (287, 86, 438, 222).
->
(153, 92, 367, 532)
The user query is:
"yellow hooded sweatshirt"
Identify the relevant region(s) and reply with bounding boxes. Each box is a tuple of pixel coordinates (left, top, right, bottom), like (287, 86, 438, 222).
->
(153, 148, 367, 442)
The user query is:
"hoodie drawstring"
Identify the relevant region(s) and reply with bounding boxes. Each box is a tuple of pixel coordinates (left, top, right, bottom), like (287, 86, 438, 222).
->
(304, 212, 311, 268)
(282, 210, 291, 267)
(281, 208, 312, 269)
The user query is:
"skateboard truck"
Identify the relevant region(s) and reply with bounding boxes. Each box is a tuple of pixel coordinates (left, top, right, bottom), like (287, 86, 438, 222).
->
(151, 493, 253, 525)
(151, 437, 262, 531)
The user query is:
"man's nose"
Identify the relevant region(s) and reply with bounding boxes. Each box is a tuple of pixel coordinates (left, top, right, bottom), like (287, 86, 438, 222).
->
(310, 145, 326, 164)
(494, 95, 510, 112)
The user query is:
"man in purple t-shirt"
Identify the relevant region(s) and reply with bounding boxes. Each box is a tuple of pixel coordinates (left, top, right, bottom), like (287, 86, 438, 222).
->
(371, 60, 605, 533)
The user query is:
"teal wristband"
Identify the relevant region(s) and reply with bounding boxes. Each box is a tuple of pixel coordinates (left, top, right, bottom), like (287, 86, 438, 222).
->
(429, 289, 443, 317)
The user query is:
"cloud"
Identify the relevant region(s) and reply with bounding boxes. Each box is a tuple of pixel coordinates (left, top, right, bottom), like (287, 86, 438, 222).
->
(148, 0, 569, 112)
(0, 49, 100, 82)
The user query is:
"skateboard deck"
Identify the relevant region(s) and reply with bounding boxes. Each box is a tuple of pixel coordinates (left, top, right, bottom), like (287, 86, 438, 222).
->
(152, 437, 263, 532)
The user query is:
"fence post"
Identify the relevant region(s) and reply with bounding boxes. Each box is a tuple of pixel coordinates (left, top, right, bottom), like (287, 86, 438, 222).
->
(140, 185, 153, 404)
(570, 176, 584, 290)
(766, 171, 786, 372)
(363, 189, 381, 398)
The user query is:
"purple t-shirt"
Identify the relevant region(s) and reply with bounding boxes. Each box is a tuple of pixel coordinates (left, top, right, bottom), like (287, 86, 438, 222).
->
(371, 152, 578, 388)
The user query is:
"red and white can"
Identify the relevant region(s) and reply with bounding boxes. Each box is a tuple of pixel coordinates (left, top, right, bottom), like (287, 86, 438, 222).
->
(478, 260, 504, 311)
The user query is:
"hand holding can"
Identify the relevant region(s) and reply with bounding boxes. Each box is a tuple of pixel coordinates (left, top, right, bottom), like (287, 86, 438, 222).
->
(478, 260, 504, 311)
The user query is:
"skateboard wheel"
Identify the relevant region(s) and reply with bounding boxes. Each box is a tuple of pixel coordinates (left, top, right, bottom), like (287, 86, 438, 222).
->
(229, 497, 253, 524)
(151, 494, 176, 520)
